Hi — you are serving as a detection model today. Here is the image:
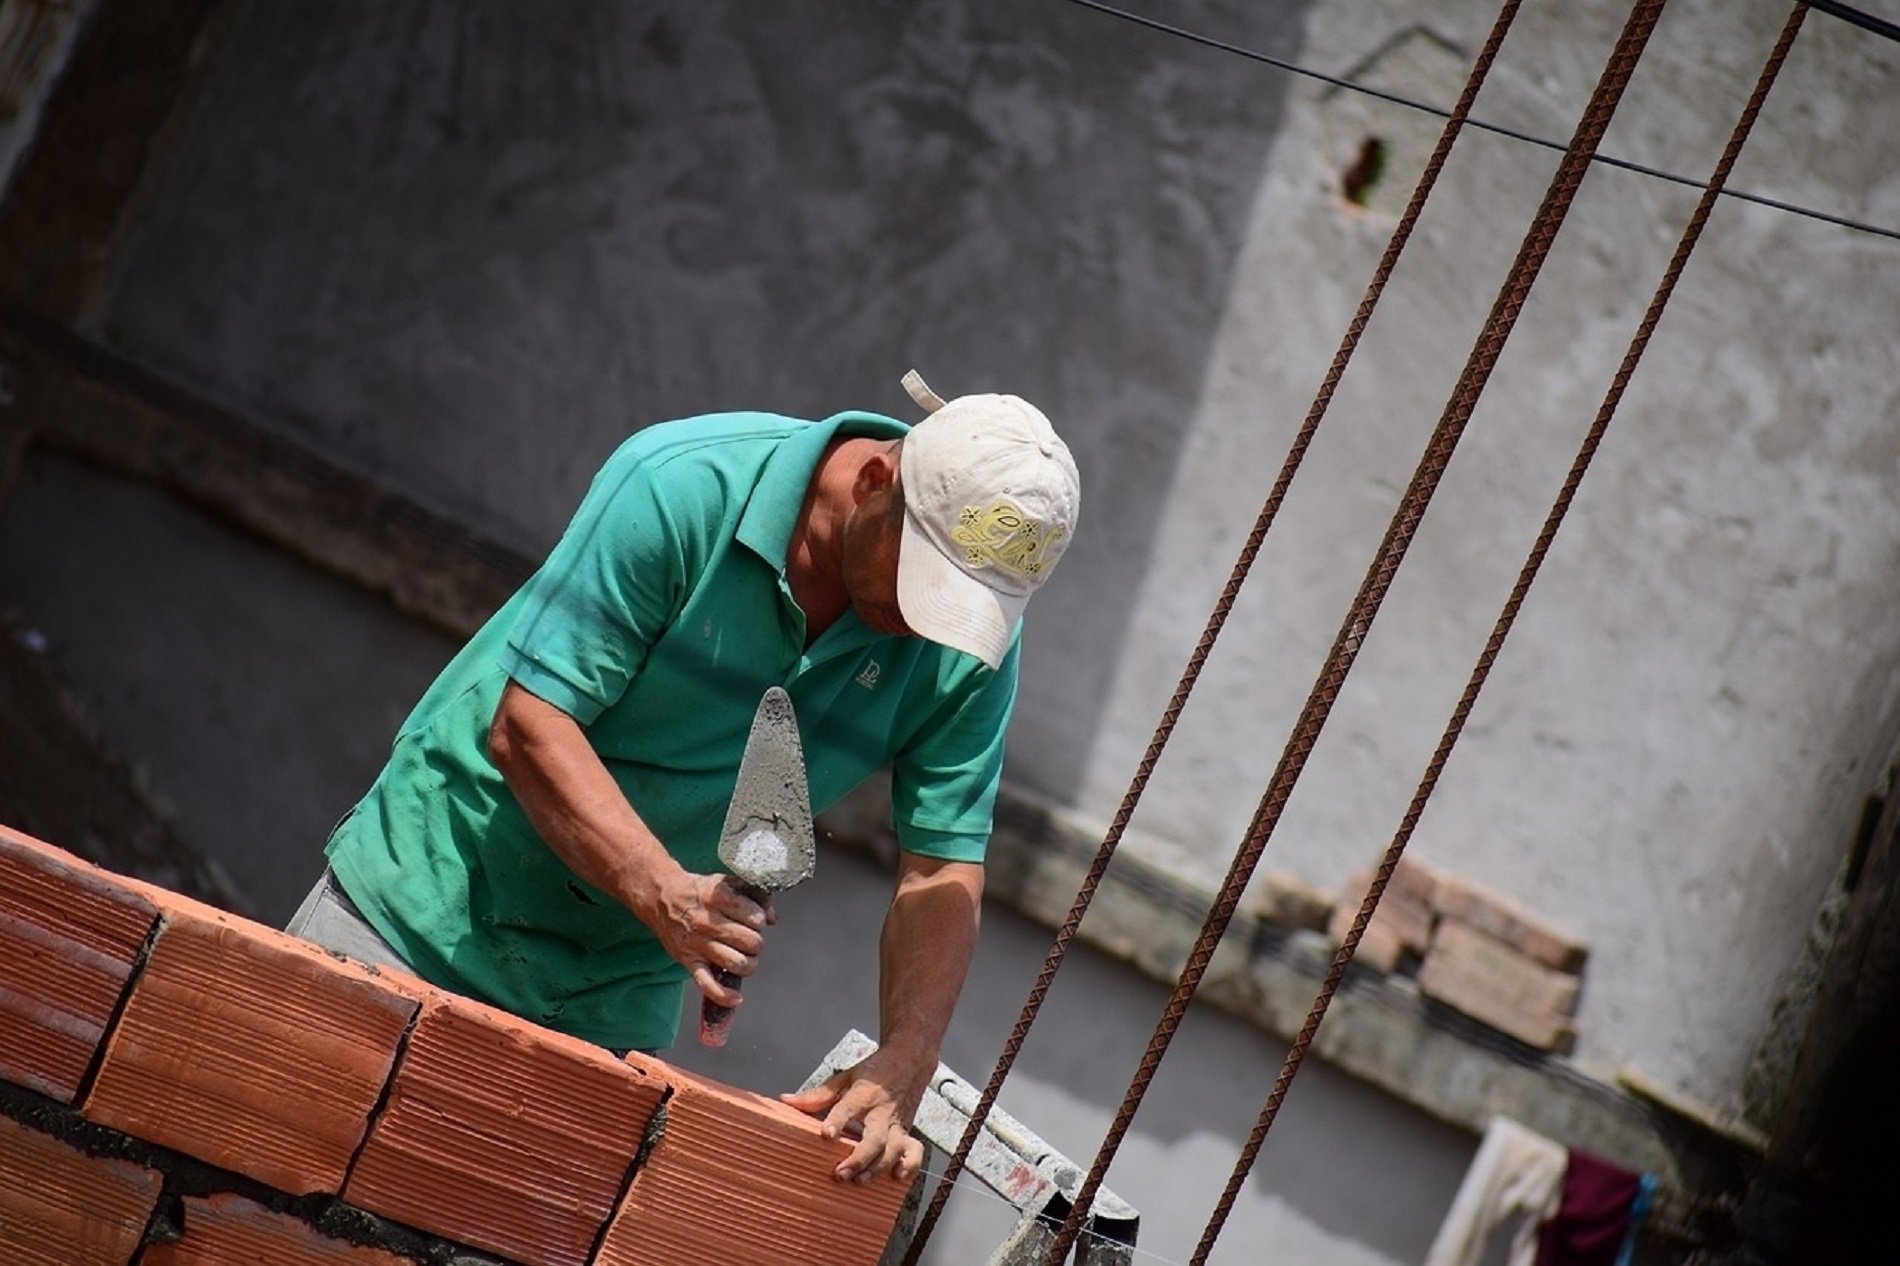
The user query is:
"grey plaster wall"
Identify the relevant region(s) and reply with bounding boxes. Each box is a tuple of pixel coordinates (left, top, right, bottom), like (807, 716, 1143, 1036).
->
(1069, 0, 1900, 1118)
(4, 0, 1897, 1259)
(0, 453, 458, 920)
(101, 0, 1309, 816)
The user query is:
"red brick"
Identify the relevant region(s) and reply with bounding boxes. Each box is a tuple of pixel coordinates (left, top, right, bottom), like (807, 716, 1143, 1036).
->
(83, 892, 418, 1195)
(1417, 919, 1581, 1051)
(143, 1193, 411, 1266)
(598, 1064, 913, 1266)
(0, 825, 158, 1103)
(0, 1112, 162, 1266)
(1431, 872, 1589, 972)
(344, 994, 668, 1266)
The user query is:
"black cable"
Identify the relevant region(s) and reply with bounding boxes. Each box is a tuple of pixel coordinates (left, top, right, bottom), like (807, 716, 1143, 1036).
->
(1063, 0, 1900, 244)
(1806, 0, 1900, 44)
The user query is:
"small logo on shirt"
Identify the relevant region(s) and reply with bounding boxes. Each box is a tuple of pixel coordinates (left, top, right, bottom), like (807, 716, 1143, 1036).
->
(855, 660, 882, 690)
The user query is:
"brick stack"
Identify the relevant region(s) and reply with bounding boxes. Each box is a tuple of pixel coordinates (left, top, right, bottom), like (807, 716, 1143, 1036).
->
(0, 823, 913, 1266)
(1327, 858, 1589, 1053)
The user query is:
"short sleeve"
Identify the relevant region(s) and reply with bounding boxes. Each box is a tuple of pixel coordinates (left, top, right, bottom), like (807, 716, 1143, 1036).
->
(889, 633, 1022, 862)
(501, 442, 699, 725)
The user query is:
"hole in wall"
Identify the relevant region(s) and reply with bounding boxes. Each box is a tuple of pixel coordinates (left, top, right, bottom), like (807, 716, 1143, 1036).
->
(1341, 136, 1388, 207)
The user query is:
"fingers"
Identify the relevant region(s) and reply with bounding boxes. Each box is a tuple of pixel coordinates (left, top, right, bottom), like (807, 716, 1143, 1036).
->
(689, 962, 743, 1009)
(780, 1073, 919, 1183)
(712, 877, 771, 933)
(836, 1118, 917, 1184)
(896, 1133, 925, 1182)
(656, 872, 760, 957)
(707, 908, 764, 992)
(714, 940, 760, 979)
(778, 1078, 840, 1117)
(690, 935, 764, 1004)
(661, 872, 775, 999)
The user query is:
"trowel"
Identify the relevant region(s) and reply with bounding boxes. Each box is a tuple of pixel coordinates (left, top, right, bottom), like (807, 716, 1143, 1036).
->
(698, 684, 816, 1047)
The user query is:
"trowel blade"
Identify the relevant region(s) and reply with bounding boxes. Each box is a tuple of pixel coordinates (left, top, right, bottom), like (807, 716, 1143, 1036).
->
(716, 685, 815, 894)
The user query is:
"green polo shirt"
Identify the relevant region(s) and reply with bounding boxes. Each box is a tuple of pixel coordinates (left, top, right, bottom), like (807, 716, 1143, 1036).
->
(325, 410, 1019, 1051)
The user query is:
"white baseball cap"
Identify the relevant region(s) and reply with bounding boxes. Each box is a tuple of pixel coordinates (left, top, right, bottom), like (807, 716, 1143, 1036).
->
(895, 369, 1081, 669)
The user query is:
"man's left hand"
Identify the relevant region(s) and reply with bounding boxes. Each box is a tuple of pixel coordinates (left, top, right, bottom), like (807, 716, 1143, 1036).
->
(779, 1046, 926, 1184)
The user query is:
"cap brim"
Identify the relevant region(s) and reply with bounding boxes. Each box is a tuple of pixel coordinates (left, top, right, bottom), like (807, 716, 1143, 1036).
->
(896, 510, 1025, 670)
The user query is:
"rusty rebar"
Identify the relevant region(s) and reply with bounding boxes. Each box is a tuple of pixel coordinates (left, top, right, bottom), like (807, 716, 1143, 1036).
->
(1186, 7, 1808, 1262)
(894, 1, 1531, 1259)
(1040, 0, 1671, 1260)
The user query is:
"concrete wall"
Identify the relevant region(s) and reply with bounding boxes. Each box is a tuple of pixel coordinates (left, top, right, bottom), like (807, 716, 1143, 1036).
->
(4, 0, 1897, 1260)
(1033, 0, 1900, 1119)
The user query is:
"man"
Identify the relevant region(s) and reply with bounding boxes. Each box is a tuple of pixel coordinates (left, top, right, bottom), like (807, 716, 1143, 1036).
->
(287, 370, 1080, 1185)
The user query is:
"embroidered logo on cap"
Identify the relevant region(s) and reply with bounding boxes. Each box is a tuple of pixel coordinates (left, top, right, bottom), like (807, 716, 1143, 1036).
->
(952, 501, 1067, 579)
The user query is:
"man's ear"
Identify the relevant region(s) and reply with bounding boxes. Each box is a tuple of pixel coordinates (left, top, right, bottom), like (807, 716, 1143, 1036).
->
(851, 442, 900, 503)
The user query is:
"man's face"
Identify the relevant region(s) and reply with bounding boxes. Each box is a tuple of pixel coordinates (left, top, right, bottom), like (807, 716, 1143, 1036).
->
(841, 473, 914, 638)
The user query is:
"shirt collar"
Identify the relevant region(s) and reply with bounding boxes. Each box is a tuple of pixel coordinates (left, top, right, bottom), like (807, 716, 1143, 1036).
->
(735, 410, 909, 571)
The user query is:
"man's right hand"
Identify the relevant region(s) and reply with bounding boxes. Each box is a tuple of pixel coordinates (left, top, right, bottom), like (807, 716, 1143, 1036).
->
(649, 870, 777, 1009)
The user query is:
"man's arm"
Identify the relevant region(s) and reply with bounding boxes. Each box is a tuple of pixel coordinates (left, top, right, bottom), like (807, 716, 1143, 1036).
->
(782, 851, 983, 1183)
(487, 681, 772, 1008)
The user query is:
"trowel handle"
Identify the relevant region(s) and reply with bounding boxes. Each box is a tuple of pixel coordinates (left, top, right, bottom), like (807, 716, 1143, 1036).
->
(697, 880, 766, 1049)
(698, 969, 744, 1048)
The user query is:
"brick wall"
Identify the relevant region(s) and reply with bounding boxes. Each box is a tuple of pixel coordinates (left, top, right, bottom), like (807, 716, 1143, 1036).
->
(0, 823, 912, 1266)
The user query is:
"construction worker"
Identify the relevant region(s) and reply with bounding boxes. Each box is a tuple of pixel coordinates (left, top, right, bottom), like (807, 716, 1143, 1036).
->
(286, 371, 1080, 1185)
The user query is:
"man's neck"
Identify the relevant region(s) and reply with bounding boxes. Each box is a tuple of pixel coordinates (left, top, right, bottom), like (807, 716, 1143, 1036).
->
(786, 438, 859, 642)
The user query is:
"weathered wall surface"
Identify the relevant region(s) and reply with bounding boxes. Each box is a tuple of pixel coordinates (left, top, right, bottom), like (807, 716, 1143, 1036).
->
(1079, 0, 1900, 1117)
(101, 0, 1303, 770)
(2, 0, 1896, 1260)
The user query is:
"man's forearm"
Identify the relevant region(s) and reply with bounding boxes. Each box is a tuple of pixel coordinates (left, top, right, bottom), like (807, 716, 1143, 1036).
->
(776, 853, 982, 1182)
(878, 857, 984, 1086)
(486, 680, 767, 1006)
(487, 681, 680, 918)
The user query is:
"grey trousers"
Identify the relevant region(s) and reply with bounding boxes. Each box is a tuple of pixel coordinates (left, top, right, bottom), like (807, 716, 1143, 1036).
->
(284, 866, 416, 976)
(284, 866, 650, 1059)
